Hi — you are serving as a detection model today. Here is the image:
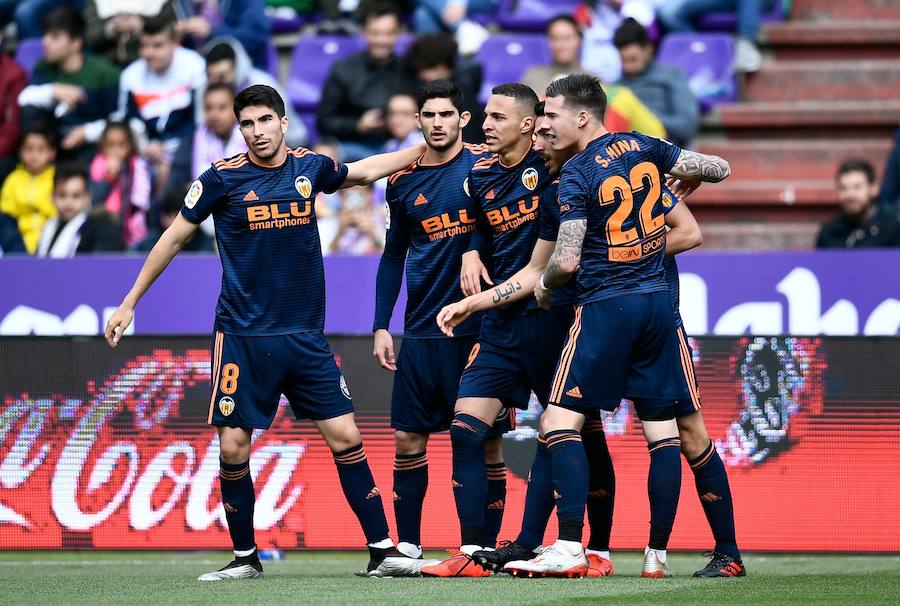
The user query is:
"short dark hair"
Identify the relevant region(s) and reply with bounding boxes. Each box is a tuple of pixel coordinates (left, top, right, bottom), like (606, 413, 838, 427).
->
(545, 73, 607, 122)
(547, 14, 582, 37)
(233, 84, 286, 119)
(613, 17, 650, 49)
(534, 101, 545, 117)
(416, 79, 464, 112)
(43, 7, 85, 41)
(53, 162, 88, 189)
(360, 2, 403, 27)
(142, 15, 176, 38)
(491, 82, 540, 116)
(406, 33, 458, 72)
(21, 123, 57, 150)
(204, 81, 235, 99)
(204, 42, 236, 66)
(837, 158, 876, 184)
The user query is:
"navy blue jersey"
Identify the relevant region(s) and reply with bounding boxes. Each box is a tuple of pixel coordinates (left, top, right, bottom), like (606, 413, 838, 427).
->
(181, 148, 348, 335)
(558, 131, 682, 304)
(374, 144, 491, 338)
(537, 178, 579, 308)
(469, 148, 553, 315)
(663, 253, 682, 327)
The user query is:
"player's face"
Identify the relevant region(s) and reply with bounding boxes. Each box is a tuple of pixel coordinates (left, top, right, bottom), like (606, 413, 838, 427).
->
(204, 89, 236, 138)
(363, 14, 400, 62)
(418, 97, 468, 152)
(532, 125, 570, 175)
(53, 177, 90, 221)
(238, 105, 288, 161)
(140, 32, 177, 73)
(483, 94, 531, 154)
(837, 171, 877, 217)
(540, 94, 581, 151)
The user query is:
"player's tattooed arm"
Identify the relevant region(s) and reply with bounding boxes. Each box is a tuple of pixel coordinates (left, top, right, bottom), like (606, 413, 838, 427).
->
(543, 219, 586, 289)
(668, 149, 731, 183)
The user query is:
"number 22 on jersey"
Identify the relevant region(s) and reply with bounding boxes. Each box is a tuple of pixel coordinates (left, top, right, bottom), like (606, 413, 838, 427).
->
(599, 161, 666, 262)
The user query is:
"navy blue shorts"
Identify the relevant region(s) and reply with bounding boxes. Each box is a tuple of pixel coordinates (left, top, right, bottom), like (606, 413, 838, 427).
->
(549, 292, 691, 417)
(207, 330, 354, 429)
(457, 305, 576, 409)
(673, 325, 702, 418)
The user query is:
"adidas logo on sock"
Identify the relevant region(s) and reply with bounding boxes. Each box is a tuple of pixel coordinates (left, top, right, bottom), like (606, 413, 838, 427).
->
(700, 492, 722, 503)
(487, 499, 505, 510)
(566, 386, 583, 398)
(366, 487, 381, 500)
(588, 489, 609, 499)
(393, 491, 401, 502)
(224, 503, 237, 513)
(452, 480, 462, 488)
(243, 190, 259, 201)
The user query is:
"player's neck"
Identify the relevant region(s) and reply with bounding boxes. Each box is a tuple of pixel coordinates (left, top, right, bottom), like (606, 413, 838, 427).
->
(248, 144, 288, 168)
(576, 124, 610, 153)
(498, 138, 532, 168)
(420, 139, 462, 166)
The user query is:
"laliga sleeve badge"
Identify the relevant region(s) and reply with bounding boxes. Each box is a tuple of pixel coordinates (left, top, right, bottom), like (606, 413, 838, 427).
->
(522, 167, 539, 191)
(295, 176, 312, 198)
(463, 177, 470, 197)
(218, 396, 235, 416)
(340, 376, 351, 399)
(185, 180, 203, 209)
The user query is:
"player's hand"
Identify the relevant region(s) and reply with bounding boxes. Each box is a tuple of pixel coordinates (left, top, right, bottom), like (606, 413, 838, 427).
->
(436, 300, 472, 337)
(534, 281, 553, 310)
(105, 304, 134, 348)
(373, 329, 397, 371)
(666, 175, 701, 201)
(460, 250, 492, 296)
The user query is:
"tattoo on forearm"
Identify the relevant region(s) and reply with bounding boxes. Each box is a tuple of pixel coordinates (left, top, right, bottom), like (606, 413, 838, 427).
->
(491, 281, 523, 304)
(671, 150, 730, 182)
(544, 219, 586, 288)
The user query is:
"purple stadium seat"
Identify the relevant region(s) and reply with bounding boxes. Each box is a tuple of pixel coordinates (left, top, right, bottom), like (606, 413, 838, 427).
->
(268, 10, 306, 34)
(14, 38, 43, 75)
(298, 112, 319, 146)
(497, 0, 582, 32)
(395, 33, 415, 57)
(696, 0, 784, 31)
(656, 33, 737, 112)
(287, 35, 365, 111)
(266, 41, 279, 79)
(476, 34, 550, 101)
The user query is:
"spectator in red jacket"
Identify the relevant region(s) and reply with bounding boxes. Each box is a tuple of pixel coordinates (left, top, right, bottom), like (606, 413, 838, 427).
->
(0, 45, 26, 184)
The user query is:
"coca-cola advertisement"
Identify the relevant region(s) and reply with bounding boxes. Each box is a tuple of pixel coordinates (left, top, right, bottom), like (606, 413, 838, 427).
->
(1, 336, 898, 551)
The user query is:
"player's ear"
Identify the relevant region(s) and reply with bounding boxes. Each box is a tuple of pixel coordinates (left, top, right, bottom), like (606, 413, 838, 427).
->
(521, 115, 535, 135)
(459, 110, 471, 129)
(577, 109, 589, 129)
(281, 115, 289, 135)
(415, 112, 422, 130)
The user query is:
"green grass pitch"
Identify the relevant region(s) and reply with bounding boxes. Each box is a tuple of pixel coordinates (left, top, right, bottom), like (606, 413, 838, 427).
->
(1, 551, 898, 605)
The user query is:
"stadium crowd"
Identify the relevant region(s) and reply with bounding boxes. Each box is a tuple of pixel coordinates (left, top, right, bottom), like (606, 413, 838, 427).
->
(0, 0, 898, 257)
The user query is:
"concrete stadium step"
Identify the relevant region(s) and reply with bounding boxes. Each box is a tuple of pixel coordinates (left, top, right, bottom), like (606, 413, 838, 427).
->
(792, 0, 900, 21)
(709, 100, 900, 138)
(687, 178, 834, 208)
(744, 60, 900, 102)
(698, 221, 820, 251)
(696, 139, 892, 181)
(763, 21, 900, 59)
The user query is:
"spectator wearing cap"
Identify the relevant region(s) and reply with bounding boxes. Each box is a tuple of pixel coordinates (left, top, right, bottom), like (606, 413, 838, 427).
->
(317, 3, 414, 161)
(817, 159, 900, 249)
(613, 17, 698, 146)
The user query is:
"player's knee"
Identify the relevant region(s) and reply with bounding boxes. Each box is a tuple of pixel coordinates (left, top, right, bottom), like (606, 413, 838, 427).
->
(322, 421, 363, 453)
(677, 411, 710, 459)
(217, 427, 251, 464)
(539, 404, 579, 435)
(395, 430, 428, 455)
(483, 435, 504, 464)
(450, 413, 489, 452)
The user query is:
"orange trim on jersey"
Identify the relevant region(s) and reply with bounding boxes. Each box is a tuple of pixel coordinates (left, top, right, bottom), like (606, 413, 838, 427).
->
(472, 155, 499, 171)
(287, 146, 314, 157)
(550, 306, 583, 403)
(215, 157, 248, 171)
(677, 327, 701, 411)
(388, 160, 419, 185)
(464, 142, 490, 153)
(497, 145, 533, 170)
(207, 331, 224, 424)
(215, 153, 247, 167)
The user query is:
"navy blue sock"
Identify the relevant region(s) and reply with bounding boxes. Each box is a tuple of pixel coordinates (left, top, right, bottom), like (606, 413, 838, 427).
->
(393, 451, 428, 547)
(647, 437, 682, 550)
(547, 429, 588, 543)
(583, 420, 615, 552)
(333, 443, 390, 544)
(483, 462, 507, 548)
(219, 459, 256, 552)
(515, 437, 554, 550)
(450, 413, 491, 546)
(690, 440, 740, 559)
